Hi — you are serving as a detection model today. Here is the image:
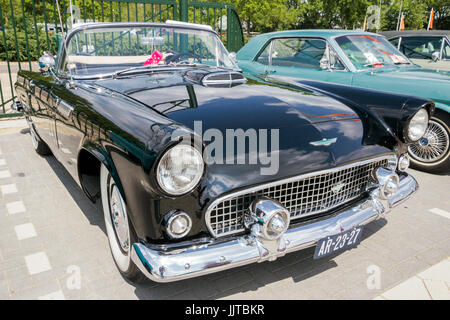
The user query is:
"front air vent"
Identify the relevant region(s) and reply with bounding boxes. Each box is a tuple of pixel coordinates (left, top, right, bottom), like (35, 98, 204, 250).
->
(201, 71, 247, 88)
(205, 155, 393, 237)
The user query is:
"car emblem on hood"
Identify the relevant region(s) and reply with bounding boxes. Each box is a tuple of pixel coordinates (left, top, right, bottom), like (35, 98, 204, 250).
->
(309, 138, 337, 147)
(331, 182, 346, 194)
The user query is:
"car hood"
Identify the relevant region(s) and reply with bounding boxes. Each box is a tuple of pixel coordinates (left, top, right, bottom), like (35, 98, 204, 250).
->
(409, 58, 450, 72)
(372, 66, 450, 81)
(93, 70, 391, 196)
(94, 71, 361, 129)
(356, 66, 450, 103)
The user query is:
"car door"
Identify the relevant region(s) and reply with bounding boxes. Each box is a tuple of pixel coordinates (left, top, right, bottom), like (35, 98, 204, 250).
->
(263, 37, 353, 85)
(49, 82, 83, 179)
(17, 74, 57, 150)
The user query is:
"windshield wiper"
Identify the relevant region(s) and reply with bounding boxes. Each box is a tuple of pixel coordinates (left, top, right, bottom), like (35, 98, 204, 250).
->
(112, 65, 174, 78)
(113, 64, 234, 78)
(167, 62, 210, 68)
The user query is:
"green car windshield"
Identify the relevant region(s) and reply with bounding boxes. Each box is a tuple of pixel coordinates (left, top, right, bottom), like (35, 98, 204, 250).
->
(335, 34, 411, 70)
(62, 25, 237, 78)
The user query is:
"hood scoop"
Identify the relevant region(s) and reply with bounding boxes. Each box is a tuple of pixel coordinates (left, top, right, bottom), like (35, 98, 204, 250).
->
(186, 70, 247, 88)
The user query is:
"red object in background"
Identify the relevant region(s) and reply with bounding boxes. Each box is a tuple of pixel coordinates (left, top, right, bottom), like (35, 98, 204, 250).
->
(377, 49, 392, 55)
(144, 49, 163, 65)
(361, 35, 381, 43)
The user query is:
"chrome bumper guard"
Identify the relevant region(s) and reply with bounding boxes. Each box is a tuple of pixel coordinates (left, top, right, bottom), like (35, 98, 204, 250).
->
(131, 174, 418, 282)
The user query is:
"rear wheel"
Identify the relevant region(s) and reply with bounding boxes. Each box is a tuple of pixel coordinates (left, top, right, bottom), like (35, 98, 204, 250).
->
(29, 123, 51, 156)
(408, 111, 450, 174)
(100, 164, 145, 282)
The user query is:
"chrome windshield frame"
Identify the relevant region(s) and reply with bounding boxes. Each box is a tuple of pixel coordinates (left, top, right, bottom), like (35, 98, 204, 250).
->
(56, 22, 235, 79)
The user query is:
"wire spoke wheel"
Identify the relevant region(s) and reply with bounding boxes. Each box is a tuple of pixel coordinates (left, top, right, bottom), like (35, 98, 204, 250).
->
(408, 119, 449, 163)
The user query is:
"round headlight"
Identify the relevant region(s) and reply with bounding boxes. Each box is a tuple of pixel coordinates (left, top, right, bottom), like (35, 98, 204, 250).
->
(157, 144, 204, 195)
(408, 109, 429, 142)
(266, 211, 289, 239)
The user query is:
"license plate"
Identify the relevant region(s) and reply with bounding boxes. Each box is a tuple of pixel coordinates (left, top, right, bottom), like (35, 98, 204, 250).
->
(313, 226, 364, 259)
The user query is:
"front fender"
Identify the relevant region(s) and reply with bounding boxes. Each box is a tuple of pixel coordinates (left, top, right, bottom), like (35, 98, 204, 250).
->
(77, 141, 124, 200)
(434, 101, 450, 115)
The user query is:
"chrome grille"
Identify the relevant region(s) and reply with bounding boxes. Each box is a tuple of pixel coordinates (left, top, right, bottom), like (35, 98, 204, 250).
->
(206, 156, 392, 237)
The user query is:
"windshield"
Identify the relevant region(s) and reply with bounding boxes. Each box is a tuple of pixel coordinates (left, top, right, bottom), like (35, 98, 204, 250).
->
(62, 25, 237, 78)
(335, 34, 411, 70)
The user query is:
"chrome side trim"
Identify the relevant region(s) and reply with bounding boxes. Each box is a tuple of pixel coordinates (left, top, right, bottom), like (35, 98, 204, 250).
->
(131, 173, 418, 283)
(204, 154, 396, 237)
(165, 20, 214, 31)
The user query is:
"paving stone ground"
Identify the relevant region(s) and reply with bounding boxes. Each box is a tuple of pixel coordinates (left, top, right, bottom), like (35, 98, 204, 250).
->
(375, 257, 450, 300)
(0, 122, 449, 300)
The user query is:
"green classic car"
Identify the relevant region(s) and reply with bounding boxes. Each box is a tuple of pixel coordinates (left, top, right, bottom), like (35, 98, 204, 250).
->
(380, 30, 450, 71)
(237, 30, 450, 173)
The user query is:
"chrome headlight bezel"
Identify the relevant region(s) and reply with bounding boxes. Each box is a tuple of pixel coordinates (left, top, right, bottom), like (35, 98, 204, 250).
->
(156, 143, 204, 196)
(165, 211, 193, 239)
(397, 154, 410, 172)
(406, 108, 429, 142)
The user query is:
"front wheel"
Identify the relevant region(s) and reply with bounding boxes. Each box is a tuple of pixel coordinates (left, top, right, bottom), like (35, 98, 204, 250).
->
(100, 164, 145, 282)
(408, 112, 450, 174)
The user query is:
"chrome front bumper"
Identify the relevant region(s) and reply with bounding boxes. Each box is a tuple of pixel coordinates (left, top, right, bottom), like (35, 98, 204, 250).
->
(131, 173, 418, 283)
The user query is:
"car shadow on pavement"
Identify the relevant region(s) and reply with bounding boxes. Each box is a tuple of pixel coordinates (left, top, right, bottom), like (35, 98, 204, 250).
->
(42, 150, 106, 233)
(128, 220, 387, 300)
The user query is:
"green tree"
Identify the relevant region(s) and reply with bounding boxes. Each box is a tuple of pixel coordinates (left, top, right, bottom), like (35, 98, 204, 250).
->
(380, 0, 428, 31)
(298, 0, 370, 29)
(425, 0, 450, 29)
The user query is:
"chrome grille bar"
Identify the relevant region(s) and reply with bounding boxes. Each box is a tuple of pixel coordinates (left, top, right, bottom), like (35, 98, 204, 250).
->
(205, 155, 395, 237)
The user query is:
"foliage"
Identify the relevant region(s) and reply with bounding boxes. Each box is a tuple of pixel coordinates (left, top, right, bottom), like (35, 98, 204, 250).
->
(0, 0, 175, 61)
(379, 0, 428, 31)
(425, 0, 450, 29)
(205, 0, 449, 32)
(231, 0, 301, 34)
(0, 0, 449, 62)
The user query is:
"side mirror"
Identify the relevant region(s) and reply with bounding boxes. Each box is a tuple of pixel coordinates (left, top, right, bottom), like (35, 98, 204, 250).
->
(12, 101, 24, 112)
(229, 52, 237, 63)
(431, 52, 440, 62)
(320, 58, 330, 70)
(39, 52, 55, 72)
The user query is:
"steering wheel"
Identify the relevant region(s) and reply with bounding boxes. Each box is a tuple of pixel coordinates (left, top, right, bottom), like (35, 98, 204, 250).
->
(165, 52, 202, 64)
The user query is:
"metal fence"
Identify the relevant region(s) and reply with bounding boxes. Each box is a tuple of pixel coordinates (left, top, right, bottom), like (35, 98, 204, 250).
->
(0, 0, 244, 117)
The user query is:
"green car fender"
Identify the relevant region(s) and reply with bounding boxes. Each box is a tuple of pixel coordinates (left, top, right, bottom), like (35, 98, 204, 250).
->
(434, 101, 450, 115)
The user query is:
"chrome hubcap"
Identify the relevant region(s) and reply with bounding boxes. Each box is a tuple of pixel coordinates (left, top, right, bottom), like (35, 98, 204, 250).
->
(408, 120, 449, 163)
(109, 184, 129, 251)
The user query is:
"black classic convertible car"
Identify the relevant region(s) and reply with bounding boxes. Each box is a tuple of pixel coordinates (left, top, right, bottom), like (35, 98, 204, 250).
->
(15, 22, 430, 283)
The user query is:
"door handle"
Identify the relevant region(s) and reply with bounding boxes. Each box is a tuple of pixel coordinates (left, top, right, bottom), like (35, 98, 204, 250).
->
(56, 100, 74, 120)
(29, 80, 35, 94)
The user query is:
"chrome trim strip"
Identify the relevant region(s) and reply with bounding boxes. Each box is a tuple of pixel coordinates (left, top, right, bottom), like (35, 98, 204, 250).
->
(57, 22, 222, 78)
(205, 154, 396, 237)
(202, 71, 247, 86)
(131, 173, 417, 283)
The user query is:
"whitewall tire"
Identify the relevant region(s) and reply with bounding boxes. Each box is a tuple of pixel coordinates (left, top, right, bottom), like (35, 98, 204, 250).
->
(100, 164, 144, 281)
